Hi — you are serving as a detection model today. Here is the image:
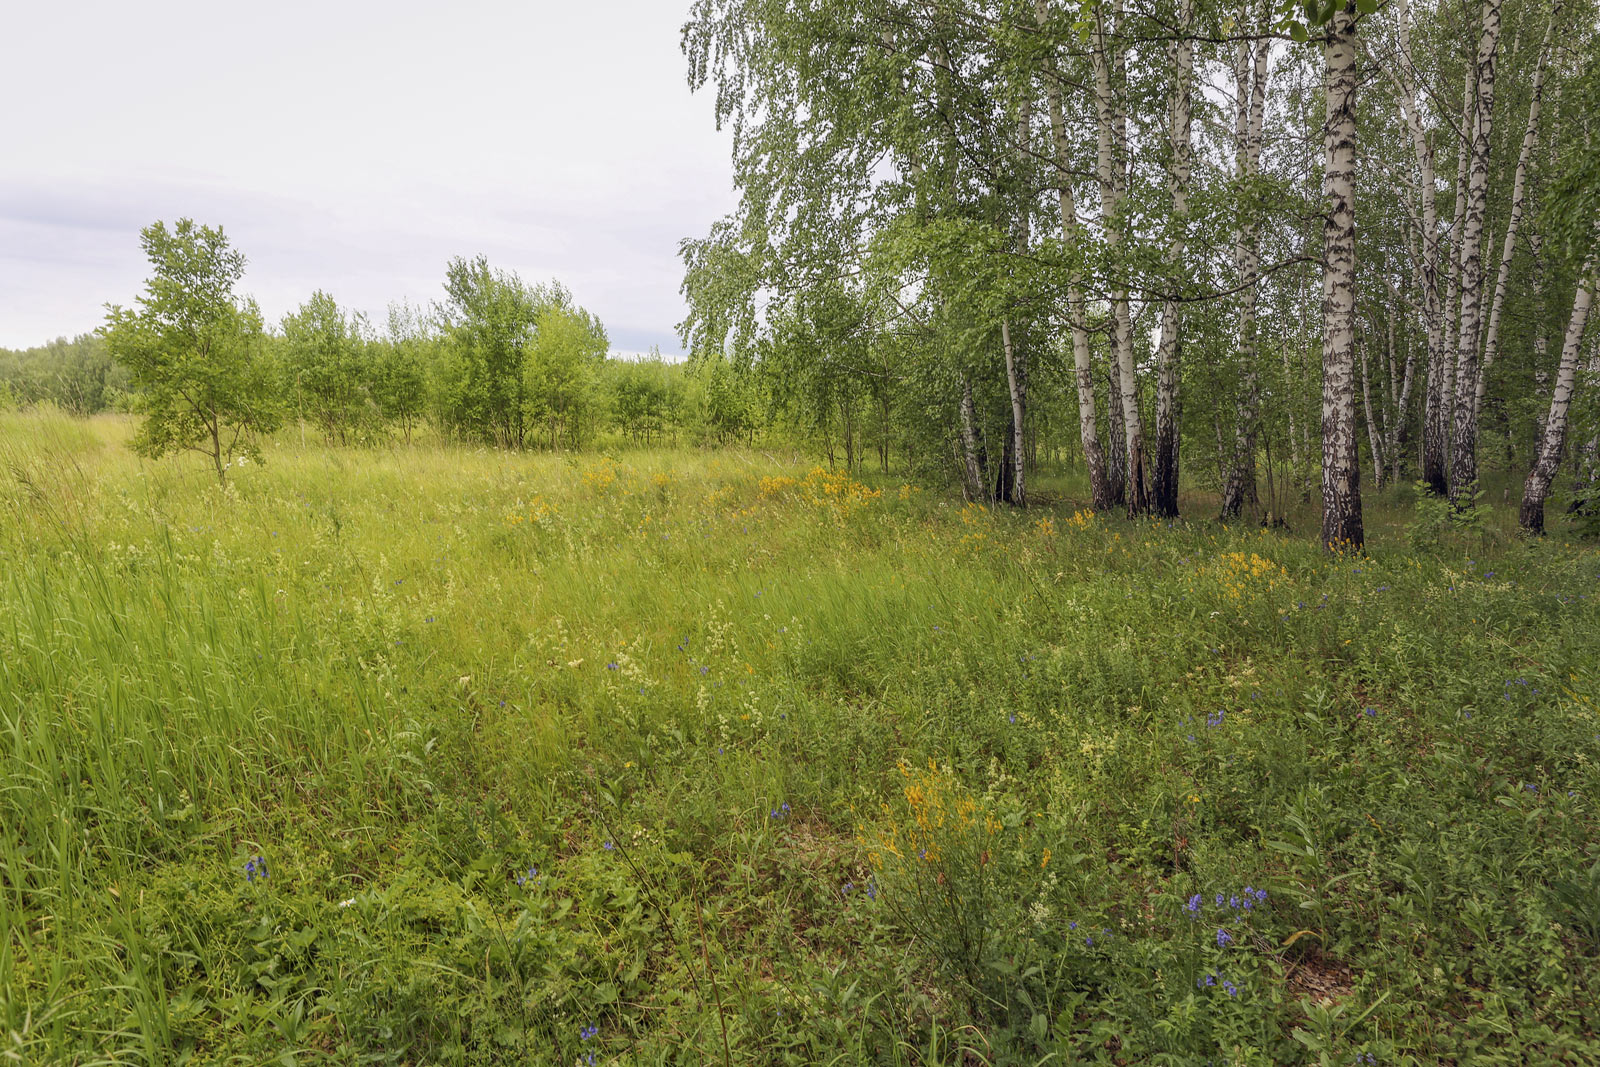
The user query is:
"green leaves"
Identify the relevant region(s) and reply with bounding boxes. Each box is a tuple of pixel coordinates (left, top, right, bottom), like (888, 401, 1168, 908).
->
(1280, 0, 1352, 40)
(100, 219, 280, 482)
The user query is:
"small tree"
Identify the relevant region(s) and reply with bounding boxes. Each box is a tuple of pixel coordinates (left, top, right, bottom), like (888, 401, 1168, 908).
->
(102, 220, 280, 483)
(372, 302, 431, 443)
(525, 303, 608, 448)
(282, 290, 371, 444)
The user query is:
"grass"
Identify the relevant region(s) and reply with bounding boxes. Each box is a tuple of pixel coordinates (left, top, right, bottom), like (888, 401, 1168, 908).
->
(2, 408, 1599, 1066)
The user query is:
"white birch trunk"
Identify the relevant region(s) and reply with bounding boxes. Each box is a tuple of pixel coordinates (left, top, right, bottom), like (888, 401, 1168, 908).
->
(1449, 0, 1505, 506)
(1361, 329, 1385, 484)
(1474, 3, 1555, 423)
(1321, 1, 1363, 550)
(1036, 0, 1111, 509)
(1154, 0, 1194, 518)
(1221, 25, 1271, 519)
(1392, 0, 1447, 493)
(1094, 0, 1148, 514)
(1520, 255, 1598, 533)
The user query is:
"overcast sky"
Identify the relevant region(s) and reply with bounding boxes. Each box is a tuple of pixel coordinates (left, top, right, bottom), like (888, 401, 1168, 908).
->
(0, 1, 737, 355)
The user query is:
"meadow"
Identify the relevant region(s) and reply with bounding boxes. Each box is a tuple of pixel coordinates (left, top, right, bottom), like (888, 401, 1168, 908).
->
(2, 409, 1599, 1066)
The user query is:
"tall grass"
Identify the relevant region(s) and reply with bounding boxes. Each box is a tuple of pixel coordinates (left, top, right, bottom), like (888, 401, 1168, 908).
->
(2, 413, 1598, 1065)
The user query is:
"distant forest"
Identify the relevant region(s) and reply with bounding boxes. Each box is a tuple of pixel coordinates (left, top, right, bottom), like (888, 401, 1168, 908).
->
(1, 254, 763, 453)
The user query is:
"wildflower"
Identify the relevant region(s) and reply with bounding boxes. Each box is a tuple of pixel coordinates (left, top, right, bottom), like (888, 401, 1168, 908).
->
(338, 897, 356, 908)
(603, 840, 615, 851)
(1215, 893, 1224, 907)
(1223, 979, 1238, 998)
(606, 662, 619, 671)
(1185, 893, 1201, 916)
(1254, 888, 1267, 902)
(244, 856, 268, 882)
(1040, 848, 1052, 869)
(1364, 707, 1376, 717)
(1197, 973, 1216, 988)
(580, 1024, 598, 1041)
(515, 866, 539, 887)
(1216, 928, 1233, 947)
(1229, 894, 1240, 909)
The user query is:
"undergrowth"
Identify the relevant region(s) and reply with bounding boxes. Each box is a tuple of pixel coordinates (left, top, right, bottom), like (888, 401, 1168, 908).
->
(2, 413, 1598, 1065)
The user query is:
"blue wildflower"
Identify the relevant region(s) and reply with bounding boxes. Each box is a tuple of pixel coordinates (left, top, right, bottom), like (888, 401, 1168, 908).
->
(580, 1024, 598, 1041)
(1216, 928, 1233, 947)
(1223, 979, 1238, 998)
(1185, 893, 1201, 916)
(603, 840, 615, 851)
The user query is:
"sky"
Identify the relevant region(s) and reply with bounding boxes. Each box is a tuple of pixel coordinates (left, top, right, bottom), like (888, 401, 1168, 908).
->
(0, 0, 737, 356)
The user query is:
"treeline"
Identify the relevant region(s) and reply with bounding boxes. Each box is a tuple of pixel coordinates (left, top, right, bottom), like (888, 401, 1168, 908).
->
(679, 0, 1600, 542)
(0, 335, 129, 415)
(4, 234, 765, 459)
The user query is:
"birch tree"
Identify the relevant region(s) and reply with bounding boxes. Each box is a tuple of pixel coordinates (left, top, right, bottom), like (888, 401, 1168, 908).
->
(1153, 0, 1195, 518)
(1220, 16, 1271, 520)
(1093, 0, 1149, 515)
(1520, 254, 1597, 533)
(1321, 0, 1364, 550)
(1448, 0, 1506, 507)
(1037, 0, 1112, 510)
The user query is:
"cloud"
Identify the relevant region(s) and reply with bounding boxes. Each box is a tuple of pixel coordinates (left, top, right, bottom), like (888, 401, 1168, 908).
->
(0, 1, 736, 351)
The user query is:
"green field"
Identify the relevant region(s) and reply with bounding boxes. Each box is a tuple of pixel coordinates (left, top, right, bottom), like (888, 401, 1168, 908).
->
(3, 410, 1599, 1065)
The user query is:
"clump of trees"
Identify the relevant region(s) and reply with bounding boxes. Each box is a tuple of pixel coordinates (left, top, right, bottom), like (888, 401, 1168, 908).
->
(0, 334, 130, 415)
(0, 218, 769, 479)
(678, 0, 1600, 542)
